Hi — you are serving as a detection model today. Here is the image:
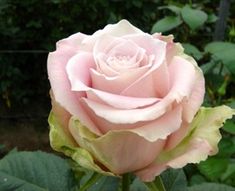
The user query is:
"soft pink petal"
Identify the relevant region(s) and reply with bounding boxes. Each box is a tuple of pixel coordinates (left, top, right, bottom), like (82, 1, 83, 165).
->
(164, 122, 189, 151)
(129, 105, 182, 142)
(182, 67, 205, 123)
(168, 56, 196, 100)
(120, 35, 168, 98)
(121, 61, 170, 98)
(66, 52, 95, 91)
(135, 138, 212, 182)
(84, 56, 196, 124)
(47, 49, 101, 135)
(69, 119, 166, 174)
(81, 98, 182, 136)
(81, 20, 143, 52)
(86, 89, 160, 109)
(90, 64, 151, 94)
(56, 32, 87, 51)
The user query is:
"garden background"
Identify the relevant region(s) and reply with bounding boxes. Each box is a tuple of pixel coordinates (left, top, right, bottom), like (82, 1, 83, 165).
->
(1, 0, 235, 189)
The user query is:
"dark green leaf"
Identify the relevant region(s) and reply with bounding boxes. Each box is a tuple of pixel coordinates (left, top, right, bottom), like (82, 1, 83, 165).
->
(197, 157, 229, 181)
(223, 120, 235, 135)
(0, 151, 76, 191)
(161, 169, 187, 191)
(221, 163, 235, 181)
(218, 137, 235, 157)
(182, 43, 203, 60)
(188, 183, 235, 191)
(207, 13, 218, 23)
(205, 42, 235, 74)
(130, 177, 148, 191)
(158, 5, 182, 15)
(200, 61, 217, 74)
(86, 176, 119, 191)
(181, 5, 208, 30)
(189, 174, 207, 186)
(205, 42, 235, 53)
(151, 16, 182, 33)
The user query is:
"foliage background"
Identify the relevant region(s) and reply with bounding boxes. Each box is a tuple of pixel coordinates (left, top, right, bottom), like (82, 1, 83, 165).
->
(0, 0, 235, 190)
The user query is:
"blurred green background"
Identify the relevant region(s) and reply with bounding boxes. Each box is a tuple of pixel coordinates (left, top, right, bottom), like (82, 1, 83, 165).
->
(0, 0, 235, 188)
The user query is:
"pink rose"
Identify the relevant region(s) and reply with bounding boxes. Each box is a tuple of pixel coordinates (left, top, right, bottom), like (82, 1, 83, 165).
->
(48, 20, 234, 181)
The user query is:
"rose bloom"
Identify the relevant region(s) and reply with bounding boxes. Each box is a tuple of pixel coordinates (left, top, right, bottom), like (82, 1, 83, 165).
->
(48, 20, 234, 181)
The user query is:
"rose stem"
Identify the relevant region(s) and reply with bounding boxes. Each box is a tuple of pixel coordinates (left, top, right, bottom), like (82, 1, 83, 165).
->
(122, 173, 130, 191)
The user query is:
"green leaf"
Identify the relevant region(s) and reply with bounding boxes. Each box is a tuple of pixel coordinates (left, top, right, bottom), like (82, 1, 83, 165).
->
(218, 137, 235, 157)
(189, 174, 207, 186)
(161, 169, 187, 191)
(188, 183, 235, 191)
(200, 61, 217, 74)
(197, 157, 229, 181)
(221, 163, 235, 181)
(204, 42, 235, 74)
(87, 176, 120, 191)
(223, 120, 235, 135)
(182, 43, 203, 60)
(158, 5, 182, 15)
(181, 5, 208, 30)
(205, 42, 235, 53)
(0, 151, 76, 191)
(151, 16, 182, 33)
(207, 13, 218, 23)
(130, 177, 148, 191)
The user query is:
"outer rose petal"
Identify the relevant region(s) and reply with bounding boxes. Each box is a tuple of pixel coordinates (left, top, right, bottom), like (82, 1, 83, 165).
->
(49, 112, 114, 177)
(48, 49, 101, 135)
(69, 118, 165, 174)
(66, 52, 95, 91)
(135, 105, 235, 182)
(56, 32, 88, 51)
(165, 56, 205, 150)
(81, 20, 143, 51)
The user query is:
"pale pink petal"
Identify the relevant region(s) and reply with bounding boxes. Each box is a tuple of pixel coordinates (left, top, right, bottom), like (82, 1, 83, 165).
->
(96, 54, 120, 76)
(86, 89, 160, 109)
(90, 65, 151, 94)
(81, 20, 143, 52)
(135, 138, 212, 182)
(168, 56, 196, 100)
(129, 105, 182, 142)
(69, 119, 166, 174)
(56, 32, 88, 51)
(124, 34, 166, 56)
(82, 56, 196, 124)
(47, 49, 101, 135)
(182, 56, 205, 122)
(82, 102, 182, 138)
(164, 122, 189, 151)
(121, 61, 170, 98)
(120, 35, 168, 98)
(66, 52, 95, 91)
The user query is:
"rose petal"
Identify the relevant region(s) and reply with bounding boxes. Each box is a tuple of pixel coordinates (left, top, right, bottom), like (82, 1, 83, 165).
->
(56, 32, 88, 51)
(81, 20, 143, 52)
(69, 118, 166, 174)
(47, 49, 101, 135)
(66, 52, 95, 91)
(82, 99, 182, 137)
(83, 56, 196, 124)
(90, 64, 151, 94)
(121, 61, 169, 98)
(86, 89, 160, 109)
(135, 106, 235, 182)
